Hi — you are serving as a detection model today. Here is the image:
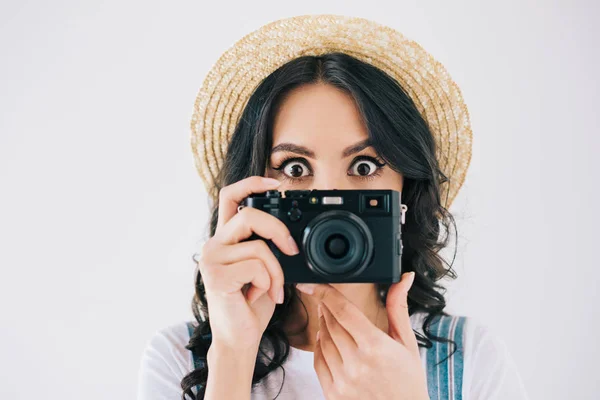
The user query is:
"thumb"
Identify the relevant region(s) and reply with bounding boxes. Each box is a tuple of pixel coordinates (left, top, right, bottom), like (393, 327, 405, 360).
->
(386, 271, 416, 347)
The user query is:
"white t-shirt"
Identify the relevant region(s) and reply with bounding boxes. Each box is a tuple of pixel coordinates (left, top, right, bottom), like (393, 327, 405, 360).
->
(137, 312, 529, 400)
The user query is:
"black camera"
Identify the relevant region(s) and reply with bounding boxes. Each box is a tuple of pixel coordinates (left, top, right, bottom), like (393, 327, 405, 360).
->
(241, 189, 406, 284)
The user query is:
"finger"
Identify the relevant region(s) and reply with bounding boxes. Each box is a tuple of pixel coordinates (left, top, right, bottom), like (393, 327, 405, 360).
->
(385, 271, 419, 351)
(246, 284, 267, 305)
(314, 327, 334, 392)
(203, 258, 271, 302)
(216, 206, 299, 256)
(235, 259, 273, 305)
(216, 240, 285, 304)
(318, 306, 344, 382)
(320, 302, 359, 364)
(296, 283, 377, 348)
(216, 176, 281, 231)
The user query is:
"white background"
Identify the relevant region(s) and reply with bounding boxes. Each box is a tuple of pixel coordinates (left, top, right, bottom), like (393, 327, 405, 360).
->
(1, 0, 598, 399)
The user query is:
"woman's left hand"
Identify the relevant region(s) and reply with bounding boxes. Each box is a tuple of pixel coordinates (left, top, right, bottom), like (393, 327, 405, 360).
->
(295, 272, 429, 400)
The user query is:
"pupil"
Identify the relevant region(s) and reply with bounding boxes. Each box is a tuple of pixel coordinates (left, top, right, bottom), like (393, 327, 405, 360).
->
(290, 164, 303, 177)
(357, 163, 371, 175)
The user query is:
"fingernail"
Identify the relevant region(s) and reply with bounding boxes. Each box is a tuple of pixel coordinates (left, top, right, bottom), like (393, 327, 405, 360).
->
(316, 330, 320, 342)
(262, 177, 281, 187)
(277, 288, 284, 304)
(288, 236, 300, 255)
(295, 283, 316, 295)
(317, 304, 323, 318)
(406, 272, 415, 290)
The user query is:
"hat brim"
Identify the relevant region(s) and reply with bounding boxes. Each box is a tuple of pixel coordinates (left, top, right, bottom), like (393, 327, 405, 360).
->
(191, 14, 472, 210)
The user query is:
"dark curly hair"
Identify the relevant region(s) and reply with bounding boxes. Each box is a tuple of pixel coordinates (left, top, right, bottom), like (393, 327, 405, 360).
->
(181, 52, 459, 399)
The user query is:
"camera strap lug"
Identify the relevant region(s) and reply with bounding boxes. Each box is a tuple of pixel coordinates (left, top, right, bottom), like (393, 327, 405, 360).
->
(400, 204, 408, 225)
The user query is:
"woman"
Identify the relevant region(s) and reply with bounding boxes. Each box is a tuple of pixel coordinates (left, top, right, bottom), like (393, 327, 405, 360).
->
(137, 15, 529, 400)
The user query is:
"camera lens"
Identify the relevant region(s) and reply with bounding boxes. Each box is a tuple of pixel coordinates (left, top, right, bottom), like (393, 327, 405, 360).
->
(324, 234, 349, 259)
(302, 210, 373, 277)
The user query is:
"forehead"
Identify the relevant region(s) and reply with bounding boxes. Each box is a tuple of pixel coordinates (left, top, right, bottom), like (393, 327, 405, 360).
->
(271, 83, 369, 149)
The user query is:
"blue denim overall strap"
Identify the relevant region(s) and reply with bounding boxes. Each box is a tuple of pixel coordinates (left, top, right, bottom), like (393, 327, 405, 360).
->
(425, 314, 467, 400)
(186, 321, 204, 396)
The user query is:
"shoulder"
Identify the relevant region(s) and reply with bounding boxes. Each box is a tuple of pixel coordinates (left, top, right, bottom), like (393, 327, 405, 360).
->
(137, 320, 195, 400)
(460, 316, 530, 400)
(460, 315, 517, 369)
(411, 313, 529, 400)
(410, 311, 518, 358)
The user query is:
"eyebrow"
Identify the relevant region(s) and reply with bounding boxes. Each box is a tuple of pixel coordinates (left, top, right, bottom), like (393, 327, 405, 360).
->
(342, 139, 372, 157)
(270, 139, 373, 158)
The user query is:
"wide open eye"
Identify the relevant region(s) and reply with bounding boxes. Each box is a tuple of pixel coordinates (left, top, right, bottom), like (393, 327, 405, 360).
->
(281, 159, 311, 179)
(349, 158, 379, 176)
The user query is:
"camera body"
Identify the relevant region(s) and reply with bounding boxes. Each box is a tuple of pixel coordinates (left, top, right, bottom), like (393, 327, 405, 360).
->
(241, 189, 404, 284)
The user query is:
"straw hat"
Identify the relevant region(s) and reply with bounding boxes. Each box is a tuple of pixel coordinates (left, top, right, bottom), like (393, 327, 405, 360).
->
(190, 14, 472, 210)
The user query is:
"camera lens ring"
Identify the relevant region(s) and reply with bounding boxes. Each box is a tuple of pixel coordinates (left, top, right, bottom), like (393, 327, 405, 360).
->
(302, 210, 374, 278)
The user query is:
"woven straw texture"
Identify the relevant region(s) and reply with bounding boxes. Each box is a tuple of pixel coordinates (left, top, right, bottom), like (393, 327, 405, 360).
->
(190, 14, 472, 210)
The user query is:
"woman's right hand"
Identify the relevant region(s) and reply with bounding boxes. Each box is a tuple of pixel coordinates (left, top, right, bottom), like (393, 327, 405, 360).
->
(197, 176, 299, 353)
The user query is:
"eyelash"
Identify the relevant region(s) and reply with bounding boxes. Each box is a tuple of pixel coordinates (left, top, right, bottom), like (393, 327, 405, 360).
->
(271, 155, 386, 184)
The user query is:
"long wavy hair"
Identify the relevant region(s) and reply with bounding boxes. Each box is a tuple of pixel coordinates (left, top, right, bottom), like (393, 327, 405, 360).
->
(181, 52, 459, 399)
